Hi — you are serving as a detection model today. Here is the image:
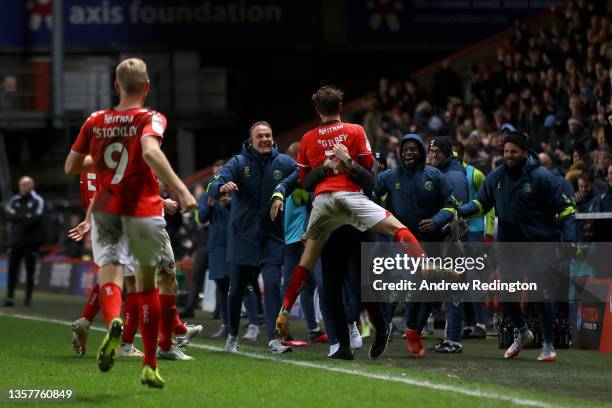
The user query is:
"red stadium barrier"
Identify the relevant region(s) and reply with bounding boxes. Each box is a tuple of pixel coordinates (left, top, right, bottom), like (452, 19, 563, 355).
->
(573, 279, 612, 353)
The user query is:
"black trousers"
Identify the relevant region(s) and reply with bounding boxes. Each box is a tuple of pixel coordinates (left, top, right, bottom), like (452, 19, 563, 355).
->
(321, 226, 386, 349)
(186, 247, 208, 310)
(7, 244, 37, 303)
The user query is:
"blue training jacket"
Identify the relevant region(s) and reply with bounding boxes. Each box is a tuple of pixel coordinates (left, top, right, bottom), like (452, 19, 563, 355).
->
(196, 190, 229, 251)
(458, 152, 576, 242)
(208, 141, 297, 266)
(437, 154, 469, 206)
(374, 133, 456, 242)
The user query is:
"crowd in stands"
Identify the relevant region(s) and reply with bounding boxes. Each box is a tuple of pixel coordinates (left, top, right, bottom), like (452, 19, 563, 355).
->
(353, 0, 612, 213)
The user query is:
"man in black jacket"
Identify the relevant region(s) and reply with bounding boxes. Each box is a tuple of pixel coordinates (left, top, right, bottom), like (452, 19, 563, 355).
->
(4, 176, 44, 307)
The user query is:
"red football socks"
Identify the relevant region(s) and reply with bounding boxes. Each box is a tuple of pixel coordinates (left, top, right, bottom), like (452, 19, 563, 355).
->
(394, 228, 426, 258)
(282, 265, 310, 311)
(100, 283, 122, 326)
(81, 284, 100, 322)
(158, 294, 177, 351)
(139, 289, 160, 369)
(121, 292, 139, 344)
(174, 311, 187, 336)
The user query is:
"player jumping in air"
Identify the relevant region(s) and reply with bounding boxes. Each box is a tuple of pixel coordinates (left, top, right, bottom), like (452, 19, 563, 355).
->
(275, 86, 425, 344)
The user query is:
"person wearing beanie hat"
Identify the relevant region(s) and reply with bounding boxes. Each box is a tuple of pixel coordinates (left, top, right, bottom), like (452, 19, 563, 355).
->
(427, 136, 469, 353)
(429, 137, 453, 159)
(502, 130, 531, 152)
(457, 129, 576, 362)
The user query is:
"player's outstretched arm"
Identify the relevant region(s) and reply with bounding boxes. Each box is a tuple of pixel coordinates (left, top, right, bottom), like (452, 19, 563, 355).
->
(68, 194, 95, 242)
(65, 153, 94, 175)
(141, 136, 196, 212)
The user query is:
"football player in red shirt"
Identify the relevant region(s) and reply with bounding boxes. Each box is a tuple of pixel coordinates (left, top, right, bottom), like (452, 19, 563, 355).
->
(275, 86, 425, 351)
(70, 175, 200, 361)
(64, 58, 196, 388)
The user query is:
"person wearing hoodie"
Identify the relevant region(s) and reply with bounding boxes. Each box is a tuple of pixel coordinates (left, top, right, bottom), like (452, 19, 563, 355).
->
(427, 137, 469, 353)
(374, 133, 458, 356)
(458, 130, 576, 362)
(208, 121, 296, 354)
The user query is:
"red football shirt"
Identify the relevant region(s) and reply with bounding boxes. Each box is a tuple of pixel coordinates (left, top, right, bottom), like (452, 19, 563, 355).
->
(297, 121, 373, 196)
(71, 108, 165, 217)
(79, 171, 97, 212)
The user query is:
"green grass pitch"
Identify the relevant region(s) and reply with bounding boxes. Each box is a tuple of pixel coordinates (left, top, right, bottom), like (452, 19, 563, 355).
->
(0, 291, 611, 408)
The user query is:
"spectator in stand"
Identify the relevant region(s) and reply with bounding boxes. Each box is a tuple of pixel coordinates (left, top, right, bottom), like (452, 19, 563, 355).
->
(432, 60, 463, 108)
(3, 176, 44, 307)
(383, 136, 400, 169)
(576, 172, 599, 213)
(593, 147, 612, 191)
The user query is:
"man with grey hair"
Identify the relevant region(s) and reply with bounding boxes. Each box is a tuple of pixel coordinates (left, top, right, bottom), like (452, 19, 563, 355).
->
(3, 176, 44, 307)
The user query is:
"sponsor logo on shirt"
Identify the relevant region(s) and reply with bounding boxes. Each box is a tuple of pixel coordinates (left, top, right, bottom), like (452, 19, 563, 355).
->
(152, 114, 164, 134)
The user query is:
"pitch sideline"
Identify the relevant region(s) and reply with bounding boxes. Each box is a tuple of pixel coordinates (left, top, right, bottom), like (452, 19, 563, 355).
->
(0, 312, 560, 408)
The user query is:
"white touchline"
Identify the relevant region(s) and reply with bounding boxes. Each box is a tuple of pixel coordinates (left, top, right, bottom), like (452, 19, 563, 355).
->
(0, 313, 560, 408)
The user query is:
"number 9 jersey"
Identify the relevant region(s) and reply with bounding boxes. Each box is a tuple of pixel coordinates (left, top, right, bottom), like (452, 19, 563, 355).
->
(71, 108, 166, 217)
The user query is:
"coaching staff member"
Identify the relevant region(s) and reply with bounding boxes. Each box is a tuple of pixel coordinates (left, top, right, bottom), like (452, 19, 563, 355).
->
(4, 176, 44, 307)
(458, 130, 576, 362)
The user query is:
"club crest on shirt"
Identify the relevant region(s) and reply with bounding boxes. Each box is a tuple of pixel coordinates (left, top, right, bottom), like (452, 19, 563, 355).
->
(523, 182, 532, 193)
(273, 170, 283, 180)
(243, 167, 251, 177)
(424, 181, 434, 191)
(152, 113, 164, 134)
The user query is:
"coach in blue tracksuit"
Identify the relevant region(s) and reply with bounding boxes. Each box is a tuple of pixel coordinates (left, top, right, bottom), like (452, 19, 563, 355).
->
(209, 121, 296, 354)
(458, 130, 576, 361)
(374, 133, 458, 355)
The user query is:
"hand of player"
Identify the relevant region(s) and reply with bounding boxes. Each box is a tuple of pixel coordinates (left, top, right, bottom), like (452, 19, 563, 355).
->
(219, 195, 231, 207)
(324, 157, 347, 174)
(332, 143, 351, 163)
(418, 219, 436, 233)
(270, 198, 284, 221)
(68, 221, 91, 242)
(163, 198, 180, 215)
(275, 309, 290, 341)
(220, 181, 238, 193)
(177, 189, 197, 213)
